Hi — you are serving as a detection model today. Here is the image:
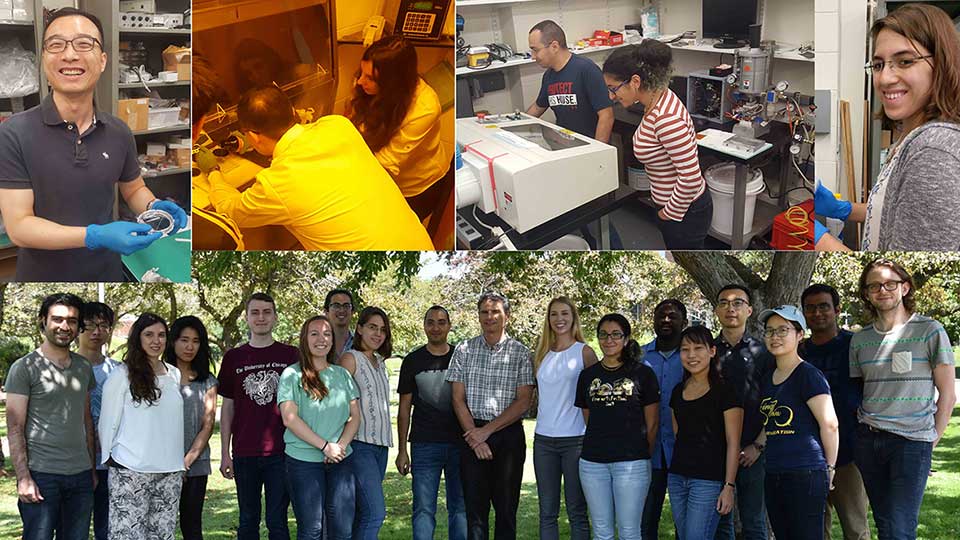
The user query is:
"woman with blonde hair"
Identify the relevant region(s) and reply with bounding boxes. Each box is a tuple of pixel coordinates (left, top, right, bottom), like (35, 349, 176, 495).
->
(533, 296, 598, 540)
(816, 3, 960, 250)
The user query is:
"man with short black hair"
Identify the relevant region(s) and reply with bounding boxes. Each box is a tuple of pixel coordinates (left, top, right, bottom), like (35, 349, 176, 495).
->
(217, 292, 298, 540)
(203, 86, 433, 250)
(5, 293, 97, 540)
(323, 288, 356, 356)
(76, 301, 121, 540)
(0, 8, 186, 281)
(397, 305, 467, 540)
(447, 292, 534, 540)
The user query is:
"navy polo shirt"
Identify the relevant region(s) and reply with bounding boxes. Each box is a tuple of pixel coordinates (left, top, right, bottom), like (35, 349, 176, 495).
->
(0, 94, 141, 281)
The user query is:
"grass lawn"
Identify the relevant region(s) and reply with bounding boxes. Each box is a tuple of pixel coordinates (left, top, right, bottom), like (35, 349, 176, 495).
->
(0, 363, 957, 539)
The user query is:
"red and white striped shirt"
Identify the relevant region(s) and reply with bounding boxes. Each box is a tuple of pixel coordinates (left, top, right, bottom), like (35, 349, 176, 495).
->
(633, 89, 705, 221)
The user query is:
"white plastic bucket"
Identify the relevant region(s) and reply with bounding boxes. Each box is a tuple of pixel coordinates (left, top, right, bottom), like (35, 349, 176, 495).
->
(705, 163, 765, 237)
(627, 166, 650, 191)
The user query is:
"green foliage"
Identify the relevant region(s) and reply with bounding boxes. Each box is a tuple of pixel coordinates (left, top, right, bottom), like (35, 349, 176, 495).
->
(0, 337, 32, 383)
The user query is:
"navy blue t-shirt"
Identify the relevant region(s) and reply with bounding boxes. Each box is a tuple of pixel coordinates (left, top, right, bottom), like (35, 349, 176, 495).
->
(536, 54, 613, 139)
(760, 361, 831, 472)
(799, 330, 861, 466)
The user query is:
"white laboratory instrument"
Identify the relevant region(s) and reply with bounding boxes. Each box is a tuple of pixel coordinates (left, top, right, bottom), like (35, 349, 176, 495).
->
(456, 113, 618, 234)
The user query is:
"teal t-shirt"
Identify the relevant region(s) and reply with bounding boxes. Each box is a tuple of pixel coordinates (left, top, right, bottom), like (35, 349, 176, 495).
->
(277, 363, 359, 462)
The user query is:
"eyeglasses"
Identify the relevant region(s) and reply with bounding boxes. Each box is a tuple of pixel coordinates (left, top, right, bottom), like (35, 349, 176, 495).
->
(43, 35, 102, 54)
(597, 331, 625, 341)
(864, 55, 932, 76)
(717, 299, 749, 310)
(607, 80, 629, 95)
(329, 302, 353, 311)
(864, 280, 903, 294)
(803, 303, 834, 314)
(763, 326, 795, 339)
(83, 321, 111, 332)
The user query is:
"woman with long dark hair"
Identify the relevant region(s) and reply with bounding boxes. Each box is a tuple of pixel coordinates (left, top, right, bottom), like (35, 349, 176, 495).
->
(602, 41, 713, 249)
(347, 34, 450, 223)
(532, 296, 597, 540)
(163, 316, 217, 540)
(339, 306, 395, 540)
(279, 315, 361, 540)
(575, 313, 660, 540)
(667, 326, 743, 539)
(99, 313, 184, 540)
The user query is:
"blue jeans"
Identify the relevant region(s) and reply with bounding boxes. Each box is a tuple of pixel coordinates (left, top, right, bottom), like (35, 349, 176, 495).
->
(411, 442, 467, 540)
(233, 454, 291, 540)
(764, 469, 829, 540)
(533, 434, 589, 540)
(854, 425, 932, 540)
(18, 469, 94, 540)
(715, 454, 767, 540)
(351, 441, 388, 540)
(668, 474, 723, 540)
(93, 469, 108, 540)
(284, 454, 355, 540)
(578, 458, 651, 540)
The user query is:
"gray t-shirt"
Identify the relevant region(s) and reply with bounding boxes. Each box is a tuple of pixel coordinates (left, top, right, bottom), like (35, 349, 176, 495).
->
(4, 350, 96, 474)
(850, 314, 955, 442)
(181, 375, 218, 476)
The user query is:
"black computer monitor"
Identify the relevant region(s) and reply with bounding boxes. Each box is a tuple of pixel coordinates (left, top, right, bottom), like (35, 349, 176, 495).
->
(702, 0, 758, 49)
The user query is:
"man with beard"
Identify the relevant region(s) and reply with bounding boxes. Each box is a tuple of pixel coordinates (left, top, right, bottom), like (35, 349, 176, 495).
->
(5, 293, 97, 539)
(640, 299, 687, 539)
(396, 305, 466, 540)
(217, 292, 298, 540)
(850, 259, 956, 539)
(798, 284, 870, 540)
(324, 289, 356, 357)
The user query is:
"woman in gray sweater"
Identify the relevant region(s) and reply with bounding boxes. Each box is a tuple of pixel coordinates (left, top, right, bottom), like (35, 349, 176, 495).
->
(816, 4, 960, 251)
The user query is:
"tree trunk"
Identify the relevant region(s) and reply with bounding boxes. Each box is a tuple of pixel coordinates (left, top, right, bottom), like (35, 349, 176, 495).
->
(673, 251, 818, 335)
(0, 282, 7, 335)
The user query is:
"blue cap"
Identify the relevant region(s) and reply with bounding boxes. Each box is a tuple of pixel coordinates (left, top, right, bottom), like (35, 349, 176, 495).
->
(758, 305, 807, 332)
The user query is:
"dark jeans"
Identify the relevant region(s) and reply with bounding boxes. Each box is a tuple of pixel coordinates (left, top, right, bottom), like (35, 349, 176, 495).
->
(716, 454, 767, 540)
(411, 442, 467, 540)
(18, 469, 94, 540)
(92, 469, 108, 540)
(234, 454, 291, 540)
(180, 475, 208, 540)
(351, 441, 388, 540)
(854, 425, 933, 540)
(765, 469, 829, 540)
(657, 191, 714, 249)
(460, 420, 526, 540)
(641, 468, 670, 540)
(285, 454, 355, 540)
(532, 434, 589, 540)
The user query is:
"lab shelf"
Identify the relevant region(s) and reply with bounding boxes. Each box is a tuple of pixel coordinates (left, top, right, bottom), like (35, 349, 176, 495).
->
(143, 167, 190, 178)
(119, 28, 191, 36)
(0, 20, 33, 27)
(133, 124, 190, 136)
(456, 42, 632, 76)
(118, 81, 191, 89)
(667, 41, 815, 63)
(458, 0, 539, 5)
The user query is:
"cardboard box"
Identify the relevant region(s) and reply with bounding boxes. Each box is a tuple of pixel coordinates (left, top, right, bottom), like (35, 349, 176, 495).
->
(118, 98, 149, 132)
(593, 30, 623, 46)
(168, 145, 190, 168)
(162, 45, 191, 81)
(177, 62, 190, 81)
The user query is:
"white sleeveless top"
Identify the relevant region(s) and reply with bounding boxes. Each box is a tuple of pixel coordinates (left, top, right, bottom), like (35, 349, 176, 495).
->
(535, 342, 587, 437)
(346, 349, 393, 447)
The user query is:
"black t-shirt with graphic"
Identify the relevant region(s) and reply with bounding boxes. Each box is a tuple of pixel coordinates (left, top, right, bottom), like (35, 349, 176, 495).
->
(535, 54, 614, 139)
(398, 344, 461, 444)
(575, 360, 660, 463)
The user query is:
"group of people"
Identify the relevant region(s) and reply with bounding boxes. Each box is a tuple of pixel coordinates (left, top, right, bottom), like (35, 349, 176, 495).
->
(192, 31, 451, 251)
(6, 257, 955, 540)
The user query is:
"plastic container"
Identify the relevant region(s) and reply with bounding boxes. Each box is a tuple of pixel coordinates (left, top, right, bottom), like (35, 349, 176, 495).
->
(705, 162, 765, 237)
(540, 234, 591, 251)
(148, 107, 181, 129)
(627, 166, 649, 191)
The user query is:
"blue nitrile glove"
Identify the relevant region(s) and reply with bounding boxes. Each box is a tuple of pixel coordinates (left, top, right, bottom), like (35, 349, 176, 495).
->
(193, 145, 219, 174)
(85, 221, 162, 255)
(815, 181, 852, 221)
(150, 200, 188, 234)
(814, 219, 829, 245)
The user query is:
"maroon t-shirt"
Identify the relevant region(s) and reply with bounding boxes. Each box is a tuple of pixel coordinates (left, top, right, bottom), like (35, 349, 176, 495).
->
(217, 342, 299, 457)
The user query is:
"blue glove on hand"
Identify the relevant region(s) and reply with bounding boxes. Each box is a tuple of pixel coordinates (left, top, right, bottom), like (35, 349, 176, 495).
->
(814, 219, 829, 245)
(85, 221, 161, 255)
(815, 182, 852, 221)
(150, 200, 188, 234)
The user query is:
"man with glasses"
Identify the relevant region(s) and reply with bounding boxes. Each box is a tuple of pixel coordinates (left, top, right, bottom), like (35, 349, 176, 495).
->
(75, 302, 121, 540)
(798, 285, 870, 540)
(217, 292, 298, 540)
(447, 292, 534, 540)
(324, 288, 356, 357)
(0, 8, 186, 281)
(850, 259, 956, 539)
(712, 284, 773, 540)
(5, 293, 97, 540)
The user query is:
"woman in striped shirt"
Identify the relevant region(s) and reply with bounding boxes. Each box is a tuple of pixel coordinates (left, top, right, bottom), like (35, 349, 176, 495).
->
(603, 42, 713, 249)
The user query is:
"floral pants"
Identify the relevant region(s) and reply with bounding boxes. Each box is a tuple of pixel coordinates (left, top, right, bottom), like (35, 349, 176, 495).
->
(108, 467, 183, 540)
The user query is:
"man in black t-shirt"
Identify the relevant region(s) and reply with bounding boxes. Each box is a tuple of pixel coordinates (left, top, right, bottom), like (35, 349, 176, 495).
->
(397, 305, 466, 540)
